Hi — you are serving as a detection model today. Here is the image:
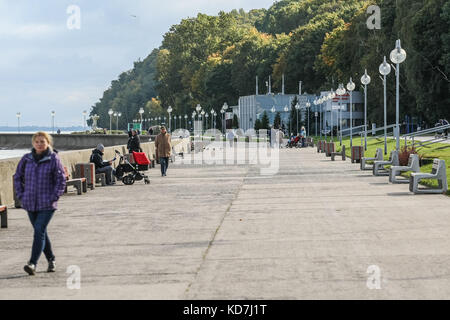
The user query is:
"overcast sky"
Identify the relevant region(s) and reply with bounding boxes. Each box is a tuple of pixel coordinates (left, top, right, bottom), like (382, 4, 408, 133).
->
(0, 0, 274, 127)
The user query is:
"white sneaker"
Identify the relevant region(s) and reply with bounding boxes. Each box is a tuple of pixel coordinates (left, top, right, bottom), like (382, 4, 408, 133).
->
(24, 263, 36, 275)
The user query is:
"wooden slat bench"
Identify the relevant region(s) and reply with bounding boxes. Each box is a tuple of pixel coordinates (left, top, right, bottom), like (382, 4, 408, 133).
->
(75, 163, 96, 189)
(64, 167, 86, 195)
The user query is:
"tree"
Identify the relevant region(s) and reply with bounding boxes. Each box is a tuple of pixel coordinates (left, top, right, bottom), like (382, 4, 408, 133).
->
(273, 112, 281, 129)
(254, 118, 262, 131)
(232, 114, 239, 129)
(260, 111, 270, 130)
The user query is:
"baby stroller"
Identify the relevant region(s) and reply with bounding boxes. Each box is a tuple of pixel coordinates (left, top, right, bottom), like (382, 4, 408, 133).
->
(114, 150, 150, 185)
(287, 136, 301, 148)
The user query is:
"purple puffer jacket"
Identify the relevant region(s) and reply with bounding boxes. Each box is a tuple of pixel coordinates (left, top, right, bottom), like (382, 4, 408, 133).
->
(14, 149, 66, 212)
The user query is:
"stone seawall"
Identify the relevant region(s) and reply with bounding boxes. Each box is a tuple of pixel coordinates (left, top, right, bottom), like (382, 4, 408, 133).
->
(0, 133, 144, 150)
(0, 138, 190, 207)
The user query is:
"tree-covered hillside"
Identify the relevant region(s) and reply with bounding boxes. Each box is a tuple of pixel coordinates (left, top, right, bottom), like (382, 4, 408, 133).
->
(90, 0, 450, 129)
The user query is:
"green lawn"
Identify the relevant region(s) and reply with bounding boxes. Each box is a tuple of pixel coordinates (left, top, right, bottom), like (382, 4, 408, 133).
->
(311, 135, 450, 196)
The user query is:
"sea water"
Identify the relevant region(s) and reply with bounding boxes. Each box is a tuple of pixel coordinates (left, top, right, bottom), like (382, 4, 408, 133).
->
(0, 149, 29, 160)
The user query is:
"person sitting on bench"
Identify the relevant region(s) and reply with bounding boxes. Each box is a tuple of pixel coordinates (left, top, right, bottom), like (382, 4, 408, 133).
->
(90, 144, 115, 185)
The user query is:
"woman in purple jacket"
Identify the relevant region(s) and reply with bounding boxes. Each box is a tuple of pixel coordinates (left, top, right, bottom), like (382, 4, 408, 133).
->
(14, 132, 66, 275)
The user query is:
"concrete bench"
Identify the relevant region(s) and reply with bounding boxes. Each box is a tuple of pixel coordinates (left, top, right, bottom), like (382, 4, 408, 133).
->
(64, 167, 87, 195)
(373, 150, 399, 176)
(389, 154, 420, 184)
(306, 137, 314, 147)
(360, 148, 382, 170)
(75, 163, 96, 190)
(331, 145, 346, 161)
(325, 142, 335, 157)
(409, 159, 448, 194)
(0, 205, 7, 229)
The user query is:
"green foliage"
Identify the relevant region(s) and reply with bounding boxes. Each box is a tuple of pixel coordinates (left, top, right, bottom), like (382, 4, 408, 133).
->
(232, 114, 239, 129)
(254, 118, 262, 131)
(274, 112, 281, 129)
(260, 111, 270, 130)
(90, 0, 450, 131)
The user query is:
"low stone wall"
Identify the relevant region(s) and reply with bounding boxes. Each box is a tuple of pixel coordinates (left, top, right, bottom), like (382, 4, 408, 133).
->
(0, 133, 148, 150)
(0, 138, 190, 207)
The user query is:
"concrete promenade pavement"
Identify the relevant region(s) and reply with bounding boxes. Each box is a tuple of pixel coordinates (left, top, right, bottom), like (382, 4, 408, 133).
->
(1, 142, 450, 299)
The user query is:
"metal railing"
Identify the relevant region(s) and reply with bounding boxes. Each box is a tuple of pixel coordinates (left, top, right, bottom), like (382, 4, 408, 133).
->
(401, 124, 450, 149)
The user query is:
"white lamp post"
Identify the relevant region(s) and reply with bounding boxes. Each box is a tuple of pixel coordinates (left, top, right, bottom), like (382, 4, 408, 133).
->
(220, 109, 225, 133)
(139, 107, 144, 130)
(201, 110, 205, 131)
(390, 39, 407, 151)
(184, 114, 188, 129)
(379, 56, 392, 155)
(361, 69, 371, 151)
(283, 105, 289, 134)
(108, 109, 113, 134)
(346, 78, 356, 147)
(16, 112, 21, 133)
(196, 104, 202, 120)
(167, 106, 172, 132)
(51, 110, 56, 134)
(205, 112, 209, 130)
(306, 101, 311, 137)
(336, 84, 346, 146)
(295, 103, 300, 135)
(114, 112, 118, 133)
(82, 110, 87, 131)
(222, 102, 228, 133)
(210, 109, 214, 129)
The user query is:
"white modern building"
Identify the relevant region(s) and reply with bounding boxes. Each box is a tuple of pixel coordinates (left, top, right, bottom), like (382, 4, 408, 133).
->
(236, 90, 364, 134)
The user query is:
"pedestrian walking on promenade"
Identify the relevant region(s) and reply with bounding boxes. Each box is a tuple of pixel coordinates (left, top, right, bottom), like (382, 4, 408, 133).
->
(155, 126, 172, 176)
(13, 132, 66, 275)
(300, 126, 306, 148)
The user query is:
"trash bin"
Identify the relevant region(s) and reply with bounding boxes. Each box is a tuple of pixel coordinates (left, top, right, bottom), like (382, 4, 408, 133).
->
(351, 146, 364, 163)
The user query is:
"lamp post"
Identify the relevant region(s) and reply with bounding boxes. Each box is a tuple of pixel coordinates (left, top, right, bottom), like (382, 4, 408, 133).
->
(379, 56, 391, 155)
(346, 78, 356, 148)
(210, 109, 214, 130)
(313, 100, 319, 139)
(283, 105, 289, 135)
(220, 109, 225, 133)
(107, 109, 113, 134)
(184, 114, 188, 129)
(167, 106, 173, 132)
(306, 101, 311, 137)
(51, 110, 56, 134)
(336, 84, 346, 146)
(295, 103, 300, 135)
(16, 112, 21, 133)
(114, 112, 118, 132)
(361, 69, 371, 151)
(82, 110, 87, 131)
(201, 110, 205, 132)
(205, 113, 209, 130)
(390, 39, 407, 151)
(139, 107, 144, 130)
(222, 102, 228, 133)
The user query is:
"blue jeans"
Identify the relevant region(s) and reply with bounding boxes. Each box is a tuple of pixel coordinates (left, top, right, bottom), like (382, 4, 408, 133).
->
(96, 166, 115, 184)
(27, 210, 55, 265)
(160, 157, 169, 175)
